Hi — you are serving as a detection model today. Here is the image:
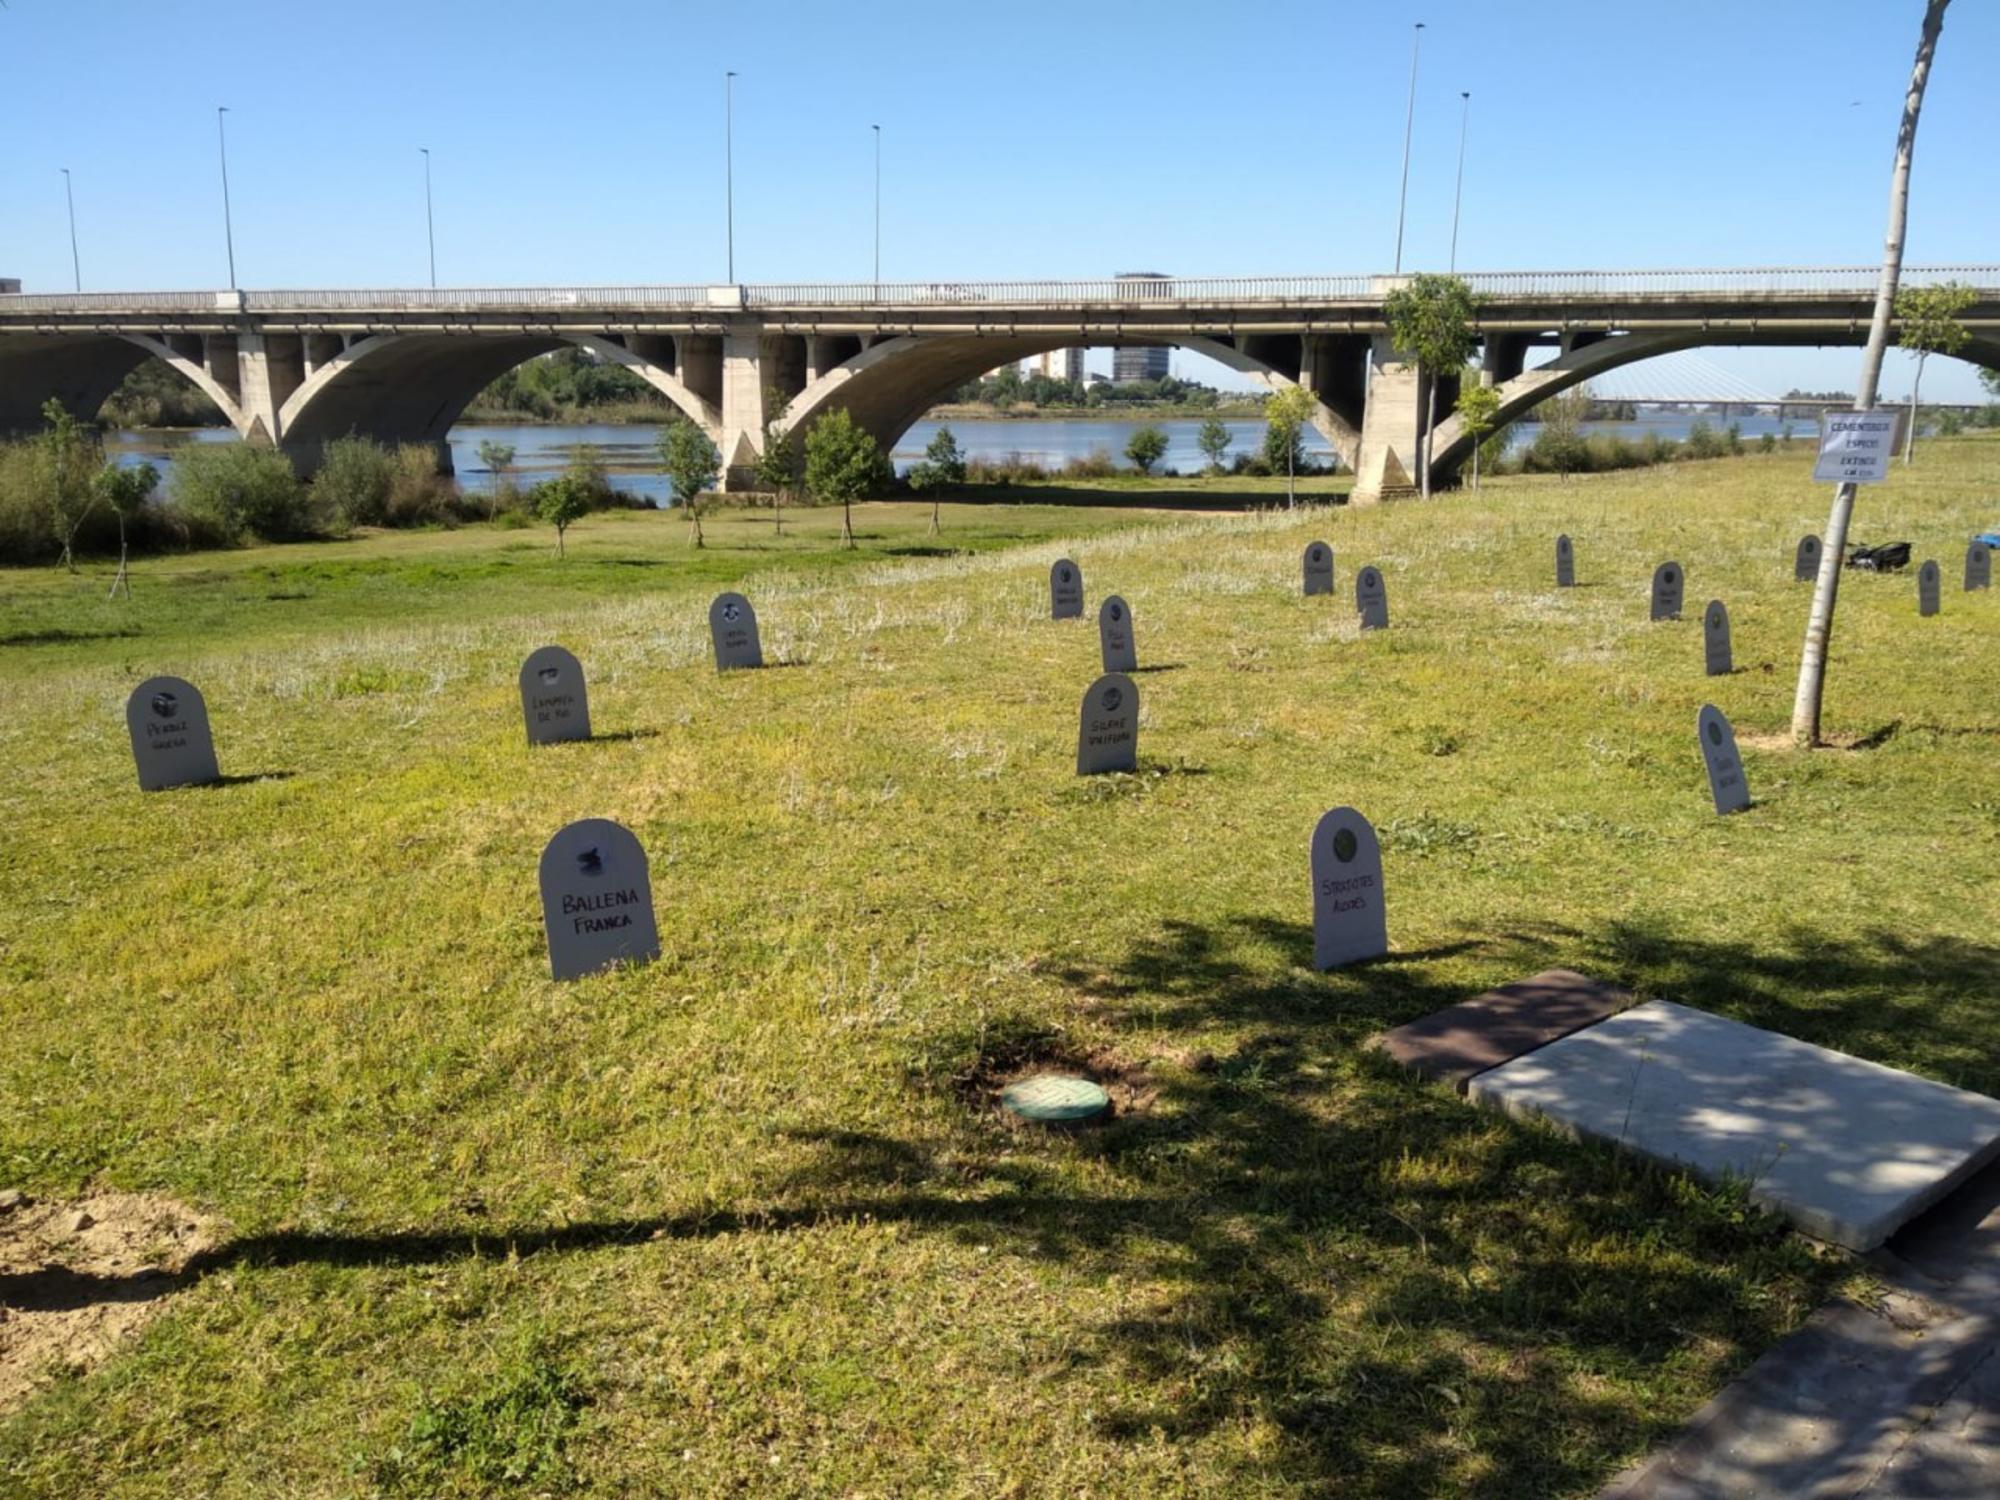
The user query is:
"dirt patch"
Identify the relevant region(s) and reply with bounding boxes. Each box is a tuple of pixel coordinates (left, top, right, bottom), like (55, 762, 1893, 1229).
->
(951, 1030, 1160, 1124)
(0, 1191, 218, 1412)
(1739, 721, 1902, 753)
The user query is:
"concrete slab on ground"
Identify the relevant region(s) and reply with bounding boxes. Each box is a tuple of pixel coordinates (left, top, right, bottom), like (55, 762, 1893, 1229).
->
(1468, 1001, 2000, 1253)
(1370, 968, 1633, 1091)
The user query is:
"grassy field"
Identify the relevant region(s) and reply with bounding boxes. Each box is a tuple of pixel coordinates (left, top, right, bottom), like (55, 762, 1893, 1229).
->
(1, 440, 1996, 1496)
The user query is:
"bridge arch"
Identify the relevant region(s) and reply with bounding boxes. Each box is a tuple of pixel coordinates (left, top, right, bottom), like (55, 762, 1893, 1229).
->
(275, 332, 720, 471)
(775, 332, 1360, 471)
(0, 333, 249, 436)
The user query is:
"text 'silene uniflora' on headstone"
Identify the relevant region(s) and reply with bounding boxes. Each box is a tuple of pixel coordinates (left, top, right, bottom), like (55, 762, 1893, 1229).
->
(1076, 672, 1138, 775)
(124, 676, 220, 791)
(538, 818, 662, 980)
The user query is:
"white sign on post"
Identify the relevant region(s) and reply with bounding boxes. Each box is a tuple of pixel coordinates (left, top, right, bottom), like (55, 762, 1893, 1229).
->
(1355, 566, 1388, 630)
(1966, 543, 1991, 593)
(1050, 559, 1085, 620)
(1076, 673, 1138, 775)
(709, 592, 764, 671)
(1303, 542, 1334, 596)
(1795, 534, 1822, 582)
(1697, 704, 1750, 815)
(1310, 807, 1387, 970)
(1703, 600, 1733, 677)
(1918, 560, 1940, 617)
(538, 818, 661, 981)
(1812, 410, 1899, 485)
(1098, 596, 1138, 674)
(519, 646, 591, 745)
(125, 676, 221, 792)
(1555, 534, 1575, 588)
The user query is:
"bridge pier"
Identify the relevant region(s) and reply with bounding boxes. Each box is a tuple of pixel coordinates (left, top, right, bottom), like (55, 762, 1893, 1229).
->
(1353, 335, 1422, 501)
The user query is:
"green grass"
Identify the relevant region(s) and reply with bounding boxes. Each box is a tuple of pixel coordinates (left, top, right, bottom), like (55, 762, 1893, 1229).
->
(2, 441, 1997, 1496)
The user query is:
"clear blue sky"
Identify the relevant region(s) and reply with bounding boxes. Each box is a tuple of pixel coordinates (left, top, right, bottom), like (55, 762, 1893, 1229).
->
(2, 0, 1994, 396)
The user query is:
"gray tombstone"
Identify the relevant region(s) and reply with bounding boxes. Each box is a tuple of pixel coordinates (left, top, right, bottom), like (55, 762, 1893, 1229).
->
(1966, 542, 1991, 592)
(1795, 534, 1822, 582)
(1918, 560, 1940, 618)
(1050, 558, 1085, 620)
(1098, 595, 1138, 675)
(1355, 565, 1389, 630)
(1556, 534, 1575, 588)
(708, 592, 764, 671)
(1702, 599, 1733, 677)
(1310, 807, 1388, 970)
(1651, 561, 1684, 621)
(519, 645, 591, 745)
(1076, 672, 1138, 775)
(538, 818, 662, 981)
(1697, 704, 1750, 816)
(1303, 541, 1334, 596)
(124, 676, 220, 792)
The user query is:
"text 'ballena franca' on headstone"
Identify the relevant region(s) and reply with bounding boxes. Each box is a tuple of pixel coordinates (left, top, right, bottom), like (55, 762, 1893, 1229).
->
(1650, 561, 1684, 621)
(1076, 672, 1138, 775)
(519, 645, 591, 745)
(1303, 541, 1334, 596)
(538, 817, 662, 981)
(1310, 806, 1387, 970)
(1795, 534, 1822, 582)
(1556, 534, 1575, 588)
(1917, 560, 1940, 617)
(1355, 565, 1388, 630)
(1050, 558, 1085, 620)
(125, 676, 220, 792)
(1697, 704, 1750, 815)
(709, 591, 764, 671)
(1098, 595, 1138, 674)
(1702, 599, 1733, 677)
(1967, 542, 1993, 592)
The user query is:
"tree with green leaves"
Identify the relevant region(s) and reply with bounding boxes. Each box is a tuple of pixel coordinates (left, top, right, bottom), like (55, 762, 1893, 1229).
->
(1384, 273, 1479, 499)
(475, 439, 515, 518)
(658, 419, 722, 548)
(906, 425, 966, 535)
(1125, 424, 1168, 475)
(753, 400, 800, 537)
(93, 461, 158, 597)
(1893, 280, 1974, 463)
(533, 474, 591, 558)
(1453, 379, 1502, 493)
(37, 399, 100, 573)
(1262, 385, 1315, 508)
(1981, 366, 2000, 399)
(804, 408, 885, 549)
(1196, 416, 1231, 474)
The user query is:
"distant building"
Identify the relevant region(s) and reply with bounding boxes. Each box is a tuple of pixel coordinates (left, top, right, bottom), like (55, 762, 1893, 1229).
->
(0, 278, 21, 294)
(1113, 345, 1170, 383)
(1023, 348, 1086, 384)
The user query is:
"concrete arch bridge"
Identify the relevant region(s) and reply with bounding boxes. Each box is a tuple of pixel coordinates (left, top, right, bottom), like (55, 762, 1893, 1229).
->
(3, 266, 1996, 500)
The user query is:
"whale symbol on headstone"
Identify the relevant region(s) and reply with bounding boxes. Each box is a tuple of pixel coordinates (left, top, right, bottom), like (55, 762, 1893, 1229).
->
(576, 848, 604, 876)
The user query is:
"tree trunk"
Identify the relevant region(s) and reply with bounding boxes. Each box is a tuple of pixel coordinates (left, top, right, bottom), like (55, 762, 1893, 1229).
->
(556, 526, 565, 559)
(1286, 446, 1295, 509)
(930, 496, 940, 535)
(1904, 353, 1926, 463)
(1472, 438, 1481, 494)
(109, 514, 130, 599)
(1792, 0, 1949, 748)
(688, 501, 704, 548)
(1421, 379, 1437, 501)
(842, 499, 854, 549)
(774, 489, 783, 537)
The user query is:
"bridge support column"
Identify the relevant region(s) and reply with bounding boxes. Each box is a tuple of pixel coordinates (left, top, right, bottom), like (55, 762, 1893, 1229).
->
(718, 327, 770, 489)
(1353, 334, 1421, 502)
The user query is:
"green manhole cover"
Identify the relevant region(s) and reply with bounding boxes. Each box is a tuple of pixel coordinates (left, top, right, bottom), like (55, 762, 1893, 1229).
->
(1000, 1074, 1111, 1124)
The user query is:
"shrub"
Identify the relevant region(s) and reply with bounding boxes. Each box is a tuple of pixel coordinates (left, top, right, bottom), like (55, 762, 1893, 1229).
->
(173, 442, 329, 541)
(1064, 448, 1118, 480)
(313, 437, 397, 526)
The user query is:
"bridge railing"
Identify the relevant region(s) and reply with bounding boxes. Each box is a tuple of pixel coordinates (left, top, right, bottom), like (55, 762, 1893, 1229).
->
(1453, 265, 2000, 297)
(743, 274, 1380, 305)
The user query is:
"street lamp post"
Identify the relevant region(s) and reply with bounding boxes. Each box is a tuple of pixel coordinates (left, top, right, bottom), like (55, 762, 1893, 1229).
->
(1449, 91, 1470, 273)
(1392, 22, 1425, 275)
(420, 147, 436, 288)
(60, 168, 80, 292)
(725, 71, 737, 283)
(871, 124, 881, 293)
(216, 106, 237, 290)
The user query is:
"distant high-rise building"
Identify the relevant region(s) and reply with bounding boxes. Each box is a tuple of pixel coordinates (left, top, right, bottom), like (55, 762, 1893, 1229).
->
(1113, 345, 1171, 383)
(0, 278, 21, 294)
(1023, 348, 1086, 384)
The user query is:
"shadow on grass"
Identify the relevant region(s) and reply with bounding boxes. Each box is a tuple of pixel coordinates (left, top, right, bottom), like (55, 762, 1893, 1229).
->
(26, 919, 1996, 1494)
(0, 626, 145, 647)
(194, 772, 297, 789)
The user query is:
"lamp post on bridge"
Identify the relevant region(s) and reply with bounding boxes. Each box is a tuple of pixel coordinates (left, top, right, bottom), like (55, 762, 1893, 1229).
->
(725, 70, 737, 283)
(871, 124, 881, 295)
(420, 148, 436, 289)
(1392, 21, 1424, 275)
(60, 168, 80, 293)
(216, 106, 237, 291)
(1449, 91, 1470, 274)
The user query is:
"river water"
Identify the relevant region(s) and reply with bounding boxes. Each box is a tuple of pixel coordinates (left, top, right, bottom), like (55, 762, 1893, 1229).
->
(105, 410, 1818, 507)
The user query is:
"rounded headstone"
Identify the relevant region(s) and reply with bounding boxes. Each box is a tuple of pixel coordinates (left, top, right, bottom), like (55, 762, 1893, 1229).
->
(1555, 534, 1575, 588)
(1077, 672, 1139, 775)
(124, 675, 220, 792)
(538, 817, 662, 980)
(1310, 806, 1388, 970)
(1303, 541, 1334, 596)
(1702, 599, 1732, 677)
(1001, 1074, 1111, 1125)
(1697, 704, 1750, 815)
(1917, 560, 1940, 618)
(1795, 534, 1822, 582)
(709, 591, 764, 671)
(1651, 561, 1684, 621)
(1098, 595, 1138, 674)
(1355, 565, 1389, 630)
(1967, 542, 1992, 592)
(519, 645, 591, 745)
(1050, 558, 1085, 620)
